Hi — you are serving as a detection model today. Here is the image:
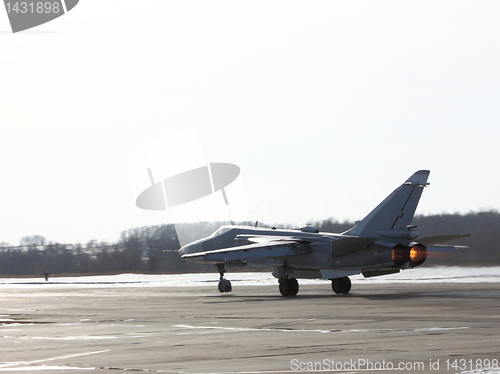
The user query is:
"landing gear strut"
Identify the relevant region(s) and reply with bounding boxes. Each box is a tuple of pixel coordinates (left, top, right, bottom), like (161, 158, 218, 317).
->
(216, 263, 232, 293)
(331, 276, 351, 294)
(276, 262, 299, 297)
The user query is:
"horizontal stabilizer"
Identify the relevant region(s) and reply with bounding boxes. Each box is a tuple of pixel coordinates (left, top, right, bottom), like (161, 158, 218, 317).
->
(417, 234, 471, 246)
(331, 237, 376, 258)
(426, 245, 469, 252)
(182, 241, 311, 263)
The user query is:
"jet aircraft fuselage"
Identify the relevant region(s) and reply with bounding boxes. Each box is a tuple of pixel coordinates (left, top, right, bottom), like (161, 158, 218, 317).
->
(179, 170, 470, 296)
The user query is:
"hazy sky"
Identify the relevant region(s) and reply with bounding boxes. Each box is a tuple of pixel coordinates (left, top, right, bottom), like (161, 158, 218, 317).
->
(1, 1, 499, 245)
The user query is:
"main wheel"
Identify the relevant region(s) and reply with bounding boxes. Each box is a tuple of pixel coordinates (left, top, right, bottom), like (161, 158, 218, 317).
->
(340, 276, 351, 294)
(279, 279, 290, 296)
(288, 278, 299, 297)
(331, 276, 351, 294)
(331, 278, 343, 294)
(218, 281, 225, 293)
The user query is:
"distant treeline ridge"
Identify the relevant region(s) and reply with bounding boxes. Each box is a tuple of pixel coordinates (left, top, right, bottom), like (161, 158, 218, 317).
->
(0, 211, 498, 277)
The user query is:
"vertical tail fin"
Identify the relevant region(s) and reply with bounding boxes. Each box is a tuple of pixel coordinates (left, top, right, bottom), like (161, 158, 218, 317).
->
(343, 170, 430, 237)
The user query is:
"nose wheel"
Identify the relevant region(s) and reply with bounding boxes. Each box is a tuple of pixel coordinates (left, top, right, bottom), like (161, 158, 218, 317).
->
(216, 263, 232, 293)
(218, 279, 232, 293)
(276, 262, 299, 297)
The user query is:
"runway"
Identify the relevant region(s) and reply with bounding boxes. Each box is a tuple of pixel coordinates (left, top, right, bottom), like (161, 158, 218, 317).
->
(1, 279, 499, 373)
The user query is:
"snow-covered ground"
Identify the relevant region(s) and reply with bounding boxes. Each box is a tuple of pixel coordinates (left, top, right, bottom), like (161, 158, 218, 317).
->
(0, 267, 499, 289)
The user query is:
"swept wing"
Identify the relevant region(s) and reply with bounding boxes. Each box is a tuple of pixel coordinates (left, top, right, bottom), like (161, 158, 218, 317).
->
(182, 236, 313, 262)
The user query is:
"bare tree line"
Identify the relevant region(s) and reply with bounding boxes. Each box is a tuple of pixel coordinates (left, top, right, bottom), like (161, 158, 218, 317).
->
(0, 211, 497, 277)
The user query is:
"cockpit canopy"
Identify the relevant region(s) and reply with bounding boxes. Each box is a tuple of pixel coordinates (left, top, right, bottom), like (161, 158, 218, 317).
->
(210, 226, 234, 237)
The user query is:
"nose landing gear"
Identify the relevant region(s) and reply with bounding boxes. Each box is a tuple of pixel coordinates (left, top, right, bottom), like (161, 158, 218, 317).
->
(276, 261, 299, 297)
(216, 263, 232, 293)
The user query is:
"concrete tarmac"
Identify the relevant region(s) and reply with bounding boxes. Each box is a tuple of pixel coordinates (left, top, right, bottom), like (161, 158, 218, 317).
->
(1, 282, 499, 373)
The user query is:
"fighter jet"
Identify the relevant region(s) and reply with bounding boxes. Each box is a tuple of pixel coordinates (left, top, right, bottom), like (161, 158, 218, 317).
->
(179, 170, 470, 296)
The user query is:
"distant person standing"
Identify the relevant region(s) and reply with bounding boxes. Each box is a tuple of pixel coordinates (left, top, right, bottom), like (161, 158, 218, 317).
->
(42, 268, 50, 281)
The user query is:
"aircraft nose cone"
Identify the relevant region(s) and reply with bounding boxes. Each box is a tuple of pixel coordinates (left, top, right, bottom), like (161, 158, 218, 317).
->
(178, 243, 194, 256)
(178, 244, 189, 256)
(179, 242, 203, 256)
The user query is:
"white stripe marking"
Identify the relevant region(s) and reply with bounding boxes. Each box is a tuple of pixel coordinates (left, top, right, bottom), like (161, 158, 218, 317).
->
(0, 350, 109, 369)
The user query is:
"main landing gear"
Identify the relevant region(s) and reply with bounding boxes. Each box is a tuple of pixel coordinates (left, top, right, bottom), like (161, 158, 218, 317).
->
(276, 262, 299, 297)
(216, 263, 232, 293)
(331, 276, 351, 294)
(279, 277, 299, 297)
